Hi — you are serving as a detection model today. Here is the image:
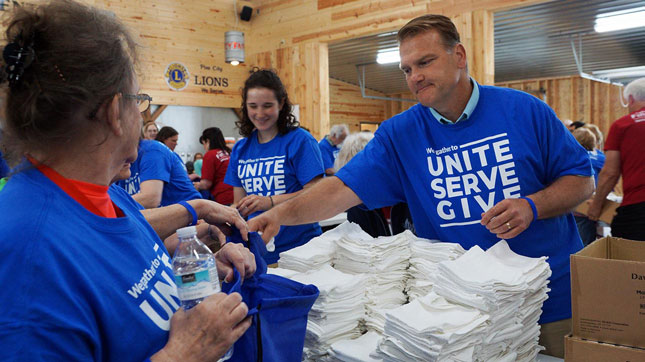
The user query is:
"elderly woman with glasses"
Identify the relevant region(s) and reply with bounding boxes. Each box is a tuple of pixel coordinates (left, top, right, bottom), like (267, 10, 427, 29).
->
(0, 1, 255, 361)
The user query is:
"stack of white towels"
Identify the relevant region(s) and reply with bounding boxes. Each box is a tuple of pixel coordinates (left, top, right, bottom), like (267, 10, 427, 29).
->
(277, 222, 363, 272)
(406, 237, 465, 301)
(371, 240, 550, 361)
(287, 264, 368, 362)
(334, 229, 413, 336)
(373, 292, 490, 361)
(271, 222, 551, 361)
(433, 240, 550, 361)
(334, 230, 412, 310)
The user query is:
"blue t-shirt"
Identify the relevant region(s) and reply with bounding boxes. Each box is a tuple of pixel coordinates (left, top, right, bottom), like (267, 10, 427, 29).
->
(336, 84, 592, 324)
(225, 128, 324, 264)
(0, 151, 10, 179)
(589, 149, 605, 185)
(0, 166, 178, 361)
(117, 140, 200, 207)
(318, 137, 340, 170)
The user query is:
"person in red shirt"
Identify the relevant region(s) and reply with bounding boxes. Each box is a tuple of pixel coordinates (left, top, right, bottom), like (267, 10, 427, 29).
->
(194, 127, 234, 205)
(589, 77, 645, 240)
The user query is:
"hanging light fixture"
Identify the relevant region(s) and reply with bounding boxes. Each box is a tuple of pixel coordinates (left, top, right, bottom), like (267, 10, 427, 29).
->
(594, 6, 645, 33)
(225, 31, 244, 66)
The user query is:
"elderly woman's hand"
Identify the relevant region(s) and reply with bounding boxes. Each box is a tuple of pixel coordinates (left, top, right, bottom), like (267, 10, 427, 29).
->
(215, 242, 256, 283)
(151, 293, 251, 362)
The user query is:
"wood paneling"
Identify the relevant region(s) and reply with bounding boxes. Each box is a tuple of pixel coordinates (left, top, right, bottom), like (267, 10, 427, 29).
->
(384, 92, 417, 120)
(251, 42, 330, 139)
(250, 0, 547, 53)
(497, 75, 627, 140)
(459, 10, 495, 86)
(330, 78, 386, 132)
(9, 0, 253, 108)
(109, 0, 251, 108)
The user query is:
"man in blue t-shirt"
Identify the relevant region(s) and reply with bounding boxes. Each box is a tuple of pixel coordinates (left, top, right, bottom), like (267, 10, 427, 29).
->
(249, 15, 593, 358)
(117, 140, 201, 208)
(318, 124, 348, 175)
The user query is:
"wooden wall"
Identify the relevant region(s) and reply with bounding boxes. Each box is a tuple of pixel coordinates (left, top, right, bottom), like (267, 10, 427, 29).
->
(103, 0, 253, 108)
(8, 0, 254, 109)
(248, 0, 545, 54)
(329, 78, 386, 132)
(497, 75, 627, 139)
(329, 79, 419, 132)
(251, 42, 330, 138)
(384, 92, 417, 120)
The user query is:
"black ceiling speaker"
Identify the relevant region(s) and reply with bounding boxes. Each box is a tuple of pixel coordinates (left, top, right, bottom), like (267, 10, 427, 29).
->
(240, 6, 253, 21)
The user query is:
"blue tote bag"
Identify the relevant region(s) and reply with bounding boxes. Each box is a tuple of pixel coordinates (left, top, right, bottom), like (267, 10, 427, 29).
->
(223, 230, 319, 362)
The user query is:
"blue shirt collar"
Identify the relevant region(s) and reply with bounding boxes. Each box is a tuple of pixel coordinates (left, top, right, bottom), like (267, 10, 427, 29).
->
(429, 77, 479, 125)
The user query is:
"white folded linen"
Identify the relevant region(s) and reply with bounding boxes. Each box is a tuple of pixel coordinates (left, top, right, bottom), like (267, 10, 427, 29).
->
(328, 331, 383, 362)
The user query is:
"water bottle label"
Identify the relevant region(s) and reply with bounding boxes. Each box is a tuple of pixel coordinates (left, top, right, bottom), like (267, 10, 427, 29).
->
(174, 267, 221, 301)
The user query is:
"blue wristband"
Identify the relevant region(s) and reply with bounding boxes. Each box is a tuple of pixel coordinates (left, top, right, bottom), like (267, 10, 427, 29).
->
(178, 201, 198, 226)
(520, 196, 538, 221)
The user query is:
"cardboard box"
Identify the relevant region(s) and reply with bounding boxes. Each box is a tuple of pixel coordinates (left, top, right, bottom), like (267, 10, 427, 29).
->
(565, 335, 645, 362)
(574, 199, 619, 224)
(570, 237, 645, 348)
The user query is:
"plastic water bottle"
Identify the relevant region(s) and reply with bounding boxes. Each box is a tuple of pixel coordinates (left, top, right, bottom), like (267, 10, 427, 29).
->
(172, 226, 233, 361)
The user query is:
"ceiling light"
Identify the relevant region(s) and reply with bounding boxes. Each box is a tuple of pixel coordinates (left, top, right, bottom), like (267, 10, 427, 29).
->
(592, 66, 645, 80)
(376, 48, 400, 64)
(225, 31, 244, 66)
(594, 6, 645, 33)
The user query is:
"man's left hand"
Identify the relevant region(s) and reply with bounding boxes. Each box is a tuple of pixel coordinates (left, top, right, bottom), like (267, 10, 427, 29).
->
(481, 198, 535, 239)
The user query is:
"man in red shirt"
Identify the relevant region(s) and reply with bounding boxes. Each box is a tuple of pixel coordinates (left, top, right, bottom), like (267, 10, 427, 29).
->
(589, 77, 645, 240)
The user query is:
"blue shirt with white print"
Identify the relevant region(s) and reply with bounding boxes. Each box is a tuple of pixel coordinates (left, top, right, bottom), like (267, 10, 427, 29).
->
(117, 140, 200, 207)
(0, 166, 177, 361)
(336, 83, 592, 324)
(225, 128, 325, 264)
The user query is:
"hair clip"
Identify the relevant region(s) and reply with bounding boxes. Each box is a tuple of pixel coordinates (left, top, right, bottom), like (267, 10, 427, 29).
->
(2, 40, 35, 88)
(53, 64, 66, 82)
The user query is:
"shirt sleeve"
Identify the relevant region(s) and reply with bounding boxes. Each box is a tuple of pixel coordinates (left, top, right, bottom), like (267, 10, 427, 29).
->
(289, 130, 325, 186)
(224, 142, 242, 187)
(138, 149, 172, 183)
(201, 150, 217, 183)
(335, 121, 406, 209)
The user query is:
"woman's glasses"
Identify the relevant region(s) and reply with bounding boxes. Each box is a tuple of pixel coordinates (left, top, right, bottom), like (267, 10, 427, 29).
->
(123, 93, 152, 113)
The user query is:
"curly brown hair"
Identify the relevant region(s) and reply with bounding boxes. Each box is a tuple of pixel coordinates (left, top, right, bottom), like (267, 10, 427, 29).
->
(236, 69, 299, 137)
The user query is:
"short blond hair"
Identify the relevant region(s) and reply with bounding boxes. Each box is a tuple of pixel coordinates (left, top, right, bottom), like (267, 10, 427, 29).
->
(583, 124, 603, 148)
(573, 128, 596, 151)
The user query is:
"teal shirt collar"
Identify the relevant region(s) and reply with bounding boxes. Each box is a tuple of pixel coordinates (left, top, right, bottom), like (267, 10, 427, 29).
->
(429, 78, 479, 125)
